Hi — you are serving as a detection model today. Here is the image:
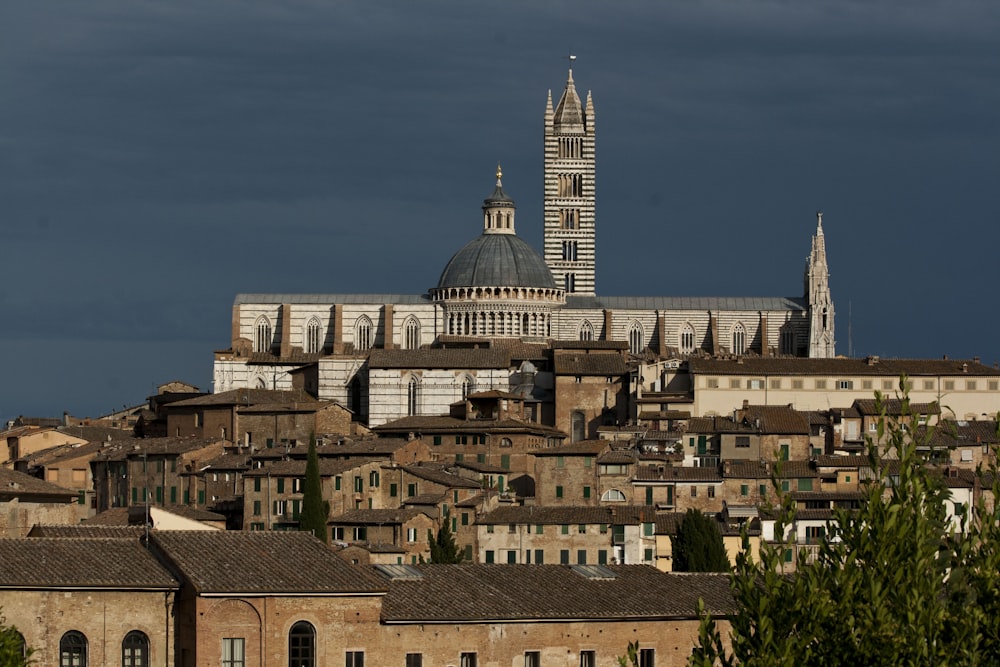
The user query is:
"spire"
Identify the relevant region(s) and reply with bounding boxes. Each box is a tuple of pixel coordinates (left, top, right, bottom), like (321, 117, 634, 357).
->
(806, 210, 835, 358)
(482, 164, 515, 235)
(553, 60, 584, 131)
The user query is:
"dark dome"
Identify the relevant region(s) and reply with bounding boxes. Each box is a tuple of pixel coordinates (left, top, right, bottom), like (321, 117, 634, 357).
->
(437, 234, 557, 290)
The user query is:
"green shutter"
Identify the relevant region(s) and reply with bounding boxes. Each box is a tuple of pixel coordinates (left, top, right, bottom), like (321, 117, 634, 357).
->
(277, 478, 285, 493)
(198, 490, 205, 505)
(390, 483, 398, 497)
(583, 486, 591, 499)
(645, 486, 653, 505)
(254, 477, 261, 492)
(170, 487, 177, 503)
(556, 486, 564, 498)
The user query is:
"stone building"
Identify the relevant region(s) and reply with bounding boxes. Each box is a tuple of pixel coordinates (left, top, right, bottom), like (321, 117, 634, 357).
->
(213, 67, 837, 429)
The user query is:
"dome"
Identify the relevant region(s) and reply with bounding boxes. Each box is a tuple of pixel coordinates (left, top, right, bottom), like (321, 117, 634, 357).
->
(436, 233, 557, 290)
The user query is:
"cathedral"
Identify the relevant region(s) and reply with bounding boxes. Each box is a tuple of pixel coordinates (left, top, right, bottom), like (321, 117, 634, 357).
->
(213, 67, 835, 428)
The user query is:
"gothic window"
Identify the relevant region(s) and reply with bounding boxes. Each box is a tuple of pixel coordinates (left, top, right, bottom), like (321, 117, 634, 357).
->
(355, 316, 373, 351)
(680, 323, 695, 354)
(407, 376, 420, 417)
(628, 321, 644, 355)
(403, 316, 420, 350)
(822, 307, 829, 330)
(305, 318, 322, 354)
(732, 323, 747, 356)
(122, 631, 149, 667)
(254, 376, 268, 390)
(565, 273, 576, 293)
(462, 375, 476, 399)
(60, 631, 88, 667)
(288, 621, 316, 667)
(560, 208, 578, 229)
(780, 325, 795, 356)
(579, 320, 594, 341)
(562, 240, 578, 261)
(254, 316, 272, 353)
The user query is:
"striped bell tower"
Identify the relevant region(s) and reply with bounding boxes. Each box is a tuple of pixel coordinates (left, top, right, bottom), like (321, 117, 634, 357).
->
(544, 61, 596, 296)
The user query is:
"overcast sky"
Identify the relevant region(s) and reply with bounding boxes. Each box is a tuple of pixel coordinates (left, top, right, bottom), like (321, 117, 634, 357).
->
(2, 1, 998, 421)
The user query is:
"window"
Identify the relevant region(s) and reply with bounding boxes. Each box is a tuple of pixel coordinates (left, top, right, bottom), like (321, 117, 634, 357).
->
(485, 550, 495, 563)
(729, 378, 741, 389)
(639, 648, 655, 667)
(119, 631, 148, 667)
(579, 320, 594, 341)
(571, 411, 586, 442)
(354, 316, 373, 351)
(289, 621, 315, 667)
(406, 655, 423, 667)
(222, 638, 245, 667)
(815, 379, 828, 389)
(580, 650, 597, 667)
(525, 651, 541, 667)
(838, 380, 854, 390)
(305, 317, 322, 354)
(561, 524, 570, 535)
(770, 378, 782, 389)
(556, 485, 564, 498)
(967, 380, 978, 391)
(460, 653, 477, 667)
(403, 316, 420, 350)
(792, 379, 804, 389)
(747, 379, 764, 390)
(741, 484, 749, 497)
(407, 527, 417, 542)
(254, 316, 272, 353)
(731, 323, 746, 355)
(345, 651, 364, 667)
(628, 322, 644, 354)
(601, 489, 626, 502)
(708, 486, 716, 499)
(507, 550, 517, 564)
(407, 376, 420, 416)
(583, 485, 591, 499)
(560, 549, 570, 564)
(679, 323, 695, 353)
(60, 631, 88, 667)
(779, 325, 795, 355)
(690, 485, 697, 497)
(735, 435, 750, 448)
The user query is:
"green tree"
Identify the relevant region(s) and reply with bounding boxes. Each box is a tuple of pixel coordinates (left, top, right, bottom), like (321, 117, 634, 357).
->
(298, 434, 329, 543)
(426, 508, 465, 563)
(0, 610, 31, 666)
(691, 384, 1000, 666)
(673, 509, 730, 572)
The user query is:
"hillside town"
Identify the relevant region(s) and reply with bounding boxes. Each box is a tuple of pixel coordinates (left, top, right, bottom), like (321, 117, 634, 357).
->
(3, 67, 998, 666)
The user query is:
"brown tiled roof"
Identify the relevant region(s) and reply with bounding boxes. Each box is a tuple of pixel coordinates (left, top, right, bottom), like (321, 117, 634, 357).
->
(168, 388, 316, 407)
(633, 466, 722, 482)
(478, 505, 612, 525)
(379, 565, 735, 621)
(774, 460, 818, 478)
(93, 436, 224, 460)
(532, 440, 608, 456)
(597, 450, 636, 464)
(0, 468, 77, 500)
(331, 508, 428, 525)
(370, 348, 511, 370)
(853, 399, 940, 416)
(814, 455, 869, 468)
(551, 340, 630, 351)
(453, 460, 508, 474)
(86, 507, 132, 525)
(923, 420, 1000, 448)
(789, 491, 865, 502)
(28, 525, 144, 538)
(723, 460, 771, 479)
(478, 339, 550, 361)
(654, 512, 685, 535)
(402, 464, 482, 489)
(374, 416, 561, 436)
(553, 353, 628, 376)
(687, 417, 756, 435)
(0, 538, 178, 589)
(402, 493, 446, 506)
(150, 531, 387, 594)
(688, 357, 1000, 377)
(285, 438, 412, 458)
(244, 458, 371, 477)
(742, 406, 810, 435)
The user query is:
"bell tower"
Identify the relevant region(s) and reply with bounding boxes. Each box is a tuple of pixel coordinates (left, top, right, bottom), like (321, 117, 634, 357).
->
(544, 59, 596, 296)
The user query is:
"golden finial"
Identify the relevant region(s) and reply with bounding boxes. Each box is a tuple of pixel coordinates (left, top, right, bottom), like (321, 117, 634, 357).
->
(496, 163, 503, 184)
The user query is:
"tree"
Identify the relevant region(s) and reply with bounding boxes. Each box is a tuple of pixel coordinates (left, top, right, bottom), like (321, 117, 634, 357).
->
(426, 508, 465, 563)
(298, 434, 329, 543)
(691, 384, 1000, 666)
(673, 509, 730, 572)
(0, 610, 31, 666)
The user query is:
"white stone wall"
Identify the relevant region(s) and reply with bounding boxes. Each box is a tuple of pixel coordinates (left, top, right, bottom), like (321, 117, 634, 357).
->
(367, 367, 512, 427)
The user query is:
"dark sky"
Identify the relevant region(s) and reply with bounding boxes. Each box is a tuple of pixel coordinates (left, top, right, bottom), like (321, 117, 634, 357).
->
(2, 1, 998, 421)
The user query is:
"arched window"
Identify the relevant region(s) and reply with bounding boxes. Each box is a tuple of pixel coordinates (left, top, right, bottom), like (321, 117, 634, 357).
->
(499, 437, 513, 448)
(403, 317, 420, 350)
(601, 489, 627, 502)
(461, 375, 476, 399)
(579, 320, 594, 341)
(732, 323, 746, 356)
(60, 630, 88, 667)
(305, 318, 322, 354)
(254, 375, 268, 390)
(349, 375, 363, 416)
(628, 321, 644, 355)
(779, 325, 795, 356)
(565, 273, 576, 293)
(254, 316, 272, 353)
(571, 411, 586, 443)
(355, 316, 373, 351)
(122, 630, 148, 667)
(11, 630, 26, 661)
(679, 323, 695, 354)
(288, 621, 316, 667)
(407, 376, 420, 417)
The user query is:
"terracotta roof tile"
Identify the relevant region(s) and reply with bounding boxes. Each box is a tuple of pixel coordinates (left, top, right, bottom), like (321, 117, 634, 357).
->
(478, 506, 612, 525)
(0, 538, 178, 589)
(0, 468, 77, 500)
(150, 531, 387, 594)
(553, 353, 628, 376)
(379, 564, 735, 621)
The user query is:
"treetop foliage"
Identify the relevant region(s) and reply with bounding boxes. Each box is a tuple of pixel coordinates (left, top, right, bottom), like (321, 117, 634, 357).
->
(674, 508, 730, 572)
(298, 433, 330, 543)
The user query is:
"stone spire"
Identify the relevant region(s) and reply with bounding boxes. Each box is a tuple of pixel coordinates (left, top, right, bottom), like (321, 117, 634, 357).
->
(482, 164, 516, 235)
(806, 211, 836, 358)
